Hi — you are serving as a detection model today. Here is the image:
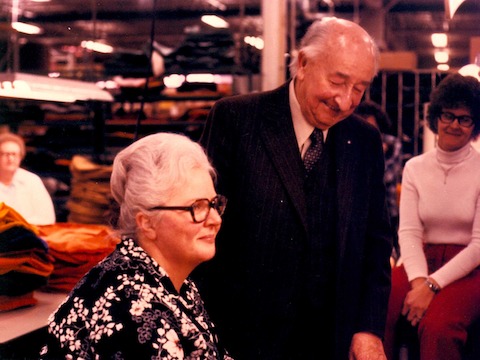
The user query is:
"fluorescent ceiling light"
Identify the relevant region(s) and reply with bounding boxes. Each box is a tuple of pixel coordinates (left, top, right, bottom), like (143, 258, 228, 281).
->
(205, 0, 227, 11)
(244, 36, 264, 50)
(81, 40, 114, 54)
(434, 51, 449, 63)
(437, 64, 450, 71)
(458, 64, 480, 81)
(201, 15, 229, 28)
(186, 73, 216, 83)
(163, 74, 185, 89)
(0, 72, 114, 103)
(445, 0, 466, 19)
(431, 33, 447, 48)
(11, 22, 42, 35)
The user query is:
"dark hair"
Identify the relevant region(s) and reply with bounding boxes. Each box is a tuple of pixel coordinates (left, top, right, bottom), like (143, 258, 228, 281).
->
(427, 73, 480, 140)
(355, 100, 392, 134)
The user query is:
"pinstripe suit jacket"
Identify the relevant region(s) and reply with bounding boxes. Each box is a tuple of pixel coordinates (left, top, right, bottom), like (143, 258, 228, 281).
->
(195, 81, 393, 360)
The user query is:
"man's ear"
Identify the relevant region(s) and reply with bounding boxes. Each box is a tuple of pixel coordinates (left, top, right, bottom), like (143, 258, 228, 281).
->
(299, 50, 307, 67)
(297, 51, 307, 79)
(135, 212, 156, 240)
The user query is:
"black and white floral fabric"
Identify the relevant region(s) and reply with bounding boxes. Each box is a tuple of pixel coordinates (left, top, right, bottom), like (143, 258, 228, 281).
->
(40, 237, 232, 360)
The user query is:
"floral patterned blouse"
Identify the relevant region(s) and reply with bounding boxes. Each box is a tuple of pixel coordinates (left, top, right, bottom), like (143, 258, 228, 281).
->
(40, 237, 233, 360)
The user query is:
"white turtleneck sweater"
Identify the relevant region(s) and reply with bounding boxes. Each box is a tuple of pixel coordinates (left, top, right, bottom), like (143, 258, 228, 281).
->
(399, 143, 480, 288)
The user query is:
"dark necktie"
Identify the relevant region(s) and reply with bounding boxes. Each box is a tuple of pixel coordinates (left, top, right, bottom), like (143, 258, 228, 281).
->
(303, 128, 324, 172)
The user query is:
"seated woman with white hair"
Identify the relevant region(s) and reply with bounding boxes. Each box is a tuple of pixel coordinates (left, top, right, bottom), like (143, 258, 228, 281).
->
(40, 132, 233, 359)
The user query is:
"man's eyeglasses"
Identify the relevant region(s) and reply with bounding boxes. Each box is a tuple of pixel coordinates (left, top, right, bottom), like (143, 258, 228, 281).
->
(149, 194, 227, 223)
(439, 112, 474, 128)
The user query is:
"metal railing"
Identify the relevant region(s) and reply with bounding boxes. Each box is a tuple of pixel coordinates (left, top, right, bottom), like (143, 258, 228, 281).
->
(365, 70, 448, 158)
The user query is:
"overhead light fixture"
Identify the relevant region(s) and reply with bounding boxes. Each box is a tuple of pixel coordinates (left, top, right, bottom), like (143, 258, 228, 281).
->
(431, 33, 448, 48)
(445, 0, 466, 19)
(244, 36, 264, 50)
(437, 64, 450, 71)
(201, 15, 229, 28)
(11, 22, 42, 35)
(163, 74, 186, 89)
(434, 50, 449, 63)
(205, 0, 227, 11)
(458, 64, 480, 81)
(81, 40, 114, 54)
(0, 72, 114, 103)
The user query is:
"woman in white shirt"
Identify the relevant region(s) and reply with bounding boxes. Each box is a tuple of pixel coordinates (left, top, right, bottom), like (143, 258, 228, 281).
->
(0, 132, 55, 225)
(383, 73, 480, 360)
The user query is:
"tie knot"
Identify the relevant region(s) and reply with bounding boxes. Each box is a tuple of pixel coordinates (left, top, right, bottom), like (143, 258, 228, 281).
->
(310, 128, 324, 145)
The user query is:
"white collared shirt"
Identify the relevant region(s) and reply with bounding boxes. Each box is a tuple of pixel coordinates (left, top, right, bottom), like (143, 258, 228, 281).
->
(289, 79, 328, 159)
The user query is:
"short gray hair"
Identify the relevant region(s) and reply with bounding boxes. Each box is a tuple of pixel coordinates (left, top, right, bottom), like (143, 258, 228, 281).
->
(288, 17, 379, 77)
(0, 132, 26, 159)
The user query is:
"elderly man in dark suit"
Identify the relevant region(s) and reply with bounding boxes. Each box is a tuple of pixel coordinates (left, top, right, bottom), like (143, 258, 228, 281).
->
(194, 17, 393, 360)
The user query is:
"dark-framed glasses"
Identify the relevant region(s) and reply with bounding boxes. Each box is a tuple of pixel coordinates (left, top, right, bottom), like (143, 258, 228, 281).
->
(439, 111, 474, 128)
(149, 194, 227, 223)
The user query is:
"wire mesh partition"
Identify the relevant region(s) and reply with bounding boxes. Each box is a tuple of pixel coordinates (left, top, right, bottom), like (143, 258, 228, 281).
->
(365, 70, 448, 161)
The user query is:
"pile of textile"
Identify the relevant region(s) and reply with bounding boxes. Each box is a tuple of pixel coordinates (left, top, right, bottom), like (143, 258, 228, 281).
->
(67, 155, 113, 224)
(38, 222, 119, 292)
(0, 203, 54, 311)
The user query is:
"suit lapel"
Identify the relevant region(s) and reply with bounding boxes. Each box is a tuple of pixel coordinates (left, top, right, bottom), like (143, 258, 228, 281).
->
(258, 84, 308, 232)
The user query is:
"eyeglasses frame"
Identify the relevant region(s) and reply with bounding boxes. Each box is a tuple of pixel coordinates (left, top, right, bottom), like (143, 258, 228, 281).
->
(439, 111, 474, 128)
(149, 194, 227, 223)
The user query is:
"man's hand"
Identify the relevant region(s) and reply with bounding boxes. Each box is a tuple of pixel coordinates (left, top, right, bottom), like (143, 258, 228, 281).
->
(349, 332, 387, 360)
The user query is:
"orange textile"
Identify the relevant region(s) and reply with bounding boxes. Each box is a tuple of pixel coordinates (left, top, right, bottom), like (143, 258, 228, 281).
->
(0, 291, 37, 312)
(38, 223, 120, 292)
(0, 249, 54, 276)
(38, 223, 118, 254)
(0, 202, 38, 234)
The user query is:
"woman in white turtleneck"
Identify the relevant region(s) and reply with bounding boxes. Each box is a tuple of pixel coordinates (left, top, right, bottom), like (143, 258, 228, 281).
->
(384, 73, 480, 360)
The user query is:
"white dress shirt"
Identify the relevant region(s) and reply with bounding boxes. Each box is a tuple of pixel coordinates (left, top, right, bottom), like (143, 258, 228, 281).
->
(288, 79, 328, 158)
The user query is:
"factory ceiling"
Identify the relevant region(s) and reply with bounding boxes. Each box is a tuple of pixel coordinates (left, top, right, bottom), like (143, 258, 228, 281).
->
(0, 0, 479, 76)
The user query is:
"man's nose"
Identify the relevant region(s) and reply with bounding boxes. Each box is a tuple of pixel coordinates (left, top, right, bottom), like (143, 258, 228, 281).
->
(334, 89, 353, 112)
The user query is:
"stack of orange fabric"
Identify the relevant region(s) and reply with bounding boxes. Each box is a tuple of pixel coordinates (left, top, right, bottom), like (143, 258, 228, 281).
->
(38, 222, 120, 292)
(0, 203, 54, 311)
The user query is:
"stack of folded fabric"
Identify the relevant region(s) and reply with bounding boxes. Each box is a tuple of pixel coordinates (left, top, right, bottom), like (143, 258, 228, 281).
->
(67, 155, 114, 224)
(38, 222, 119, 292)
(0, 203, 54, 311)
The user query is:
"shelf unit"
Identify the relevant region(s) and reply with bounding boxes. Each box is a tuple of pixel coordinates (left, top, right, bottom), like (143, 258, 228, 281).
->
(0, 69, 454, 223)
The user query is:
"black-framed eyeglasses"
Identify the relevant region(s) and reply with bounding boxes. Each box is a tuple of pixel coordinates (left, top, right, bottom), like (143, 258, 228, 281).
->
(149, 194, 227, 223)
(439, 111, 474, 128)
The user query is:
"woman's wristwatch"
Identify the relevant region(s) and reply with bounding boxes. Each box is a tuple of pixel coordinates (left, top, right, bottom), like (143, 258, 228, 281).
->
(425, 278, 441, 294)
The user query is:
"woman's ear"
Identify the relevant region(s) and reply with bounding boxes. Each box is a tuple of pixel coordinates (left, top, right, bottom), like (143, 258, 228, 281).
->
(135, 212, 157, 240)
